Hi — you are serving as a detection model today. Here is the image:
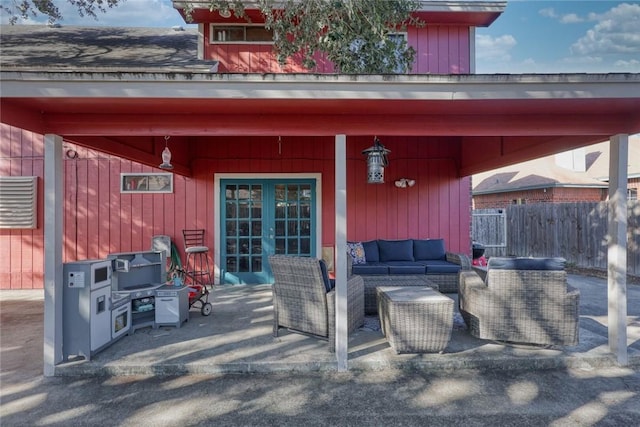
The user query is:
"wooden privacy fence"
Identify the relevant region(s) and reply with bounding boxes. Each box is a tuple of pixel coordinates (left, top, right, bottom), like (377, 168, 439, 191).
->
(473, 201, 640, 275)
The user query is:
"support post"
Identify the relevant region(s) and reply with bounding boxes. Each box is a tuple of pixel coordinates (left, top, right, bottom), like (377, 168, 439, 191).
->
(43, 134, 64, 376)
(607, 134, 628, 366)
(335, 134, 348, 371)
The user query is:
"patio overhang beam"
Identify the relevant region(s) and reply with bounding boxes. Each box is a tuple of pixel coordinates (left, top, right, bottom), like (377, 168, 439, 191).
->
(25, 112, 636, 138)
(2, 72, 639, 102)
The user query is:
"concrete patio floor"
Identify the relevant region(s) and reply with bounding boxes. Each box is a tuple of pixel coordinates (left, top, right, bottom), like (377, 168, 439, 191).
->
(1, 274, 639, 377)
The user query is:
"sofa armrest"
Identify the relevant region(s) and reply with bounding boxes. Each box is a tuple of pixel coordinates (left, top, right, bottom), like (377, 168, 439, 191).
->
(458, 270, 486, 309)
(459, 270, 486, 293)
(446, 252, 471, 270)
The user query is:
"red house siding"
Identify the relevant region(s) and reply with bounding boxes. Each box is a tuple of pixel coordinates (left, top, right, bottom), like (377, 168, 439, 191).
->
(205, 24, 470, 74)
(0, 126, 44, 289)
(1, 125, 471, 289)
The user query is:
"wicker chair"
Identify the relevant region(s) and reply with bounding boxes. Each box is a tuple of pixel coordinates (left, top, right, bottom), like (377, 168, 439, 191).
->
(269, 254, 365, 352)
(459, 257, 580, 346)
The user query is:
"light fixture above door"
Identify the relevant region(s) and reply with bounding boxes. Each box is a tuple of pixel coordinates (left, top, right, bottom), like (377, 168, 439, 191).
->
(394, 178, 415, 188)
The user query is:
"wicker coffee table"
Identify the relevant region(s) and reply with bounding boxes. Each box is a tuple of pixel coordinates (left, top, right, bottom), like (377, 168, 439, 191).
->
(376, 286, 453, 354)
(362, 275, 438, 315)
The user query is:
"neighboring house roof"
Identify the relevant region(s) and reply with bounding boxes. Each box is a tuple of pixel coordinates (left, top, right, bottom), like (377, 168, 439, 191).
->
(584, 136, 640, 181)
(473, 136, 640, 195)
(0, 25, 206, 71)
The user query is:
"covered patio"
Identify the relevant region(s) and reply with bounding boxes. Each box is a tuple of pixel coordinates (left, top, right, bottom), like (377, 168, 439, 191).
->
(4, 272, 634, 376)
(1, 65, 639, 373)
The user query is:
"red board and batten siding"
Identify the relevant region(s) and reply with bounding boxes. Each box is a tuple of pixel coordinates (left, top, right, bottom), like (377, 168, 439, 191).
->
(205, 24, 471, 74)
(1, 125, 471, 289)
(0, 125, 45, 288)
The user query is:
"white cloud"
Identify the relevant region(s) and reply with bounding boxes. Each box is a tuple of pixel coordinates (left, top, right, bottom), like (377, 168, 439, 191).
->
(614, 58, 640, 69)
(539, 8, 557, 19)
(570, 3, 640, 56)
(539, 7, 584, 24)
(560, 13, 583, 24)
(475, 34, 517, 62)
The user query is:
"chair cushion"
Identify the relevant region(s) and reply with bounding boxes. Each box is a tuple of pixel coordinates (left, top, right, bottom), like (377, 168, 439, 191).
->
(386, 261, 426, 274)
(361, 240, 380, 263)
(488, 257, 566, 271)
(413, 239, 446, 261)
(185, 246, 209, 253)
(352, 263, 389, 275)
(319, 259, 334, 292)
(347, 242, 367, 264)
(420, 260, 461, 274)
(378, 239, 414, 262)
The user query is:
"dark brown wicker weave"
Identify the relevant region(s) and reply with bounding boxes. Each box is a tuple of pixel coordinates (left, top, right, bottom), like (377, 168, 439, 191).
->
(269, 254, 365, 352)
(362, 275, 438, 315)
(377, 286, 454, 353)
(458, 268, 580, 346)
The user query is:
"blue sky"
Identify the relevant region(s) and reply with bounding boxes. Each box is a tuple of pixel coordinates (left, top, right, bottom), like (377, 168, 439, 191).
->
(475, 1, 640, 73)
(3, 0, 639, 73)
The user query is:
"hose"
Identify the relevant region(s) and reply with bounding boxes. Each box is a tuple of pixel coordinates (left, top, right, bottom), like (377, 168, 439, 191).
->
(168, 241, 183, 276)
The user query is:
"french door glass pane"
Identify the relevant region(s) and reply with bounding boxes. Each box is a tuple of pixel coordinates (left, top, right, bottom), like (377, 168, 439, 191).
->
(272, 183, 312, 256)
(225, 183, 263, 274)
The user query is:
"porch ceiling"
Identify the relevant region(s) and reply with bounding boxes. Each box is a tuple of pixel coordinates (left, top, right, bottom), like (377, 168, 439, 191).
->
(1, 73, 639, 177)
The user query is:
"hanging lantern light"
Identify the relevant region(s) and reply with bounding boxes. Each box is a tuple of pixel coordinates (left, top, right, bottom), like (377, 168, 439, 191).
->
(361, 137, 390, 184)
(159, 136, 173, 170)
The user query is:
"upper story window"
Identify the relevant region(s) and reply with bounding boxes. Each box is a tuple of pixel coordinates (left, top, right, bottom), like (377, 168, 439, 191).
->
(629, 188, 638, 201)
(211, 25, 274, 44)
(387, 33, 409, 74)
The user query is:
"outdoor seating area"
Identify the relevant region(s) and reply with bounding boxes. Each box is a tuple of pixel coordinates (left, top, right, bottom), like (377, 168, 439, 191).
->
(368, 256, 580, 352)
(45, 272, 638, 376)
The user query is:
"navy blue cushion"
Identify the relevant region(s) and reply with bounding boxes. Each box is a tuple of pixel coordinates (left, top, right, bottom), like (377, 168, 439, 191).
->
(421, 260, 461, 274)
(361, 240, 380, 263)
(378, 239, 414, 262)
(352, 263, 389, 275)
(414, 238, 446, 261)
(319, 259, 334, 292)
(386, 261, 426, 275)
(488, 257, 566, 271)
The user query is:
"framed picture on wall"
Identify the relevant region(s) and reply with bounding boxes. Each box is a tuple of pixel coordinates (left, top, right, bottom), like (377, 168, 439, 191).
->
(121, 173, 173, 193)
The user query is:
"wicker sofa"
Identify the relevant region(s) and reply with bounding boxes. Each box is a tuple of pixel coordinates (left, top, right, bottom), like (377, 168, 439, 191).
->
(269, 254, 365, 352)
(458, 257, 580, 346)
(347, 238, 471, 293)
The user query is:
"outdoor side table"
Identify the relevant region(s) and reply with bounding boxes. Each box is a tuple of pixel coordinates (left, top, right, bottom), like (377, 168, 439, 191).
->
(377, 286, 453, 354)
(362, 275, 439, 315)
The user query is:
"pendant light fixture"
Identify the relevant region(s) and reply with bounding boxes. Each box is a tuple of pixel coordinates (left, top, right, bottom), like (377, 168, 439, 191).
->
(159, 136, 173, 170)
(362, 136, 390, 184)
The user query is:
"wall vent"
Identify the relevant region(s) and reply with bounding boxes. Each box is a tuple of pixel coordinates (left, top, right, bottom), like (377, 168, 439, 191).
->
(0, 176, 38, 229)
